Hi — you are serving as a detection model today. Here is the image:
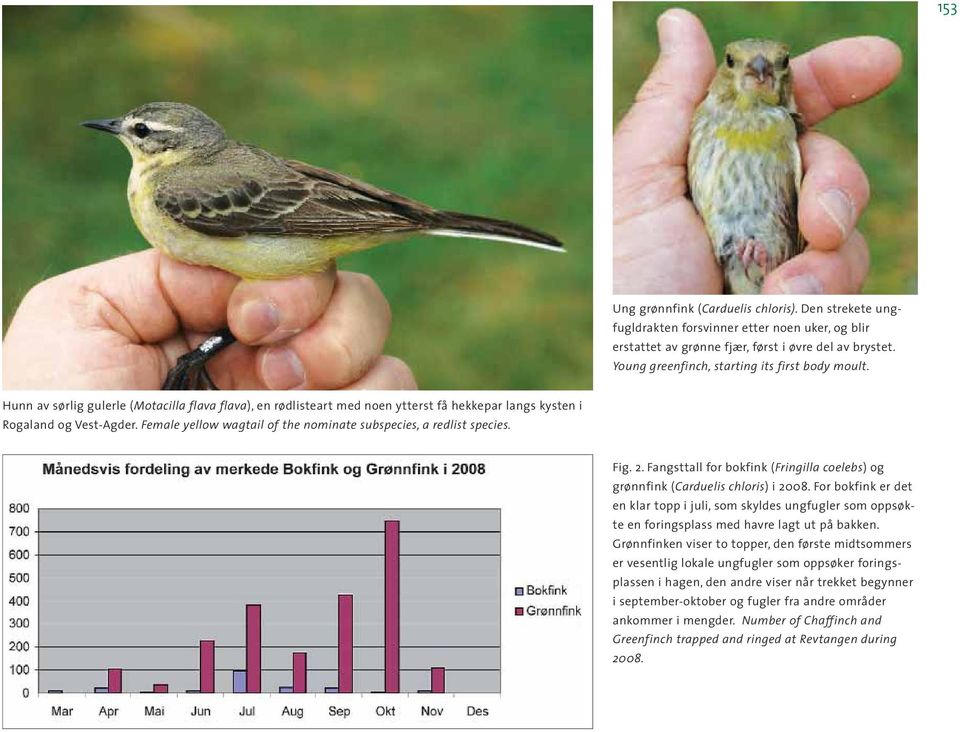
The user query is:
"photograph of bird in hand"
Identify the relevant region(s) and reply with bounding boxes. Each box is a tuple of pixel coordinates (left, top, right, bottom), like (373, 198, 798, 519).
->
(613, 3, 915, 296)
(82, 102, 563, 390)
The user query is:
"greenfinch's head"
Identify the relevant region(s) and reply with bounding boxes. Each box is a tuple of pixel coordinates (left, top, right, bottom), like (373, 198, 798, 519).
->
(715, 39, 793, 108)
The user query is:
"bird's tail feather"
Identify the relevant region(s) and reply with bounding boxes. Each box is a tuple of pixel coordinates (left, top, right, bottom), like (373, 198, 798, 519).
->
(426, 211, 564, 252)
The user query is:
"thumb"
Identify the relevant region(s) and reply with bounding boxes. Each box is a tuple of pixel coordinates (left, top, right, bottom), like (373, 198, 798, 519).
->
(614, 9, 716, 181)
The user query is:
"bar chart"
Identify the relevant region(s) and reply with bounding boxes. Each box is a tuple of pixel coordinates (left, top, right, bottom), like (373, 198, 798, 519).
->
(37, 509, 500, 695)
(2, 454, 592, 728)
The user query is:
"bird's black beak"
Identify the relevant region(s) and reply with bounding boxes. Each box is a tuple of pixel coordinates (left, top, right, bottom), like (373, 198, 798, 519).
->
(746, 55, 773, 82)
(80, 117, 122, 134)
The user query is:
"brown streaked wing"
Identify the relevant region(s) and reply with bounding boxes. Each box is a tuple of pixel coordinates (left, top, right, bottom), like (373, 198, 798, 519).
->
(790, 136, 805, 256)
(284, 159, 438, 213)
(154, 176, 310, 237)
(155, 155, 436, 239)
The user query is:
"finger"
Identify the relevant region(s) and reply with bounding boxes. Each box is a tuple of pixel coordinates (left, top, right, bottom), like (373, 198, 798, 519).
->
(343, 356, 418, 390)
(228, 266, 337, 345)
(798, 132, 870, 251)
(763, 230, 870, 295)
(792, 36, 902, 126)
(614, 8, 715, 184)
(256, 272, 392, 390)
(18, 250, 236, 346)
(612, 9, 719, 293)
(155, 254, 239, 335)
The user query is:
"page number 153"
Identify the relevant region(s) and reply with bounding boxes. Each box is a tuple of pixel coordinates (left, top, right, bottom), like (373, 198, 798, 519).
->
(939, 3, 958, 15)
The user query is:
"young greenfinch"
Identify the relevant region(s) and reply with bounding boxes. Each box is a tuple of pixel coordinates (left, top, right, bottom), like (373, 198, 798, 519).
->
(688, 39, 804, 294)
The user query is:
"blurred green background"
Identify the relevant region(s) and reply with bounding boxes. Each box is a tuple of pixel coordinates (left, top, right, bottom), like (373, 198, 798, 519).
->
(3, 5, 592, 389)
(614, 2, 917, 294)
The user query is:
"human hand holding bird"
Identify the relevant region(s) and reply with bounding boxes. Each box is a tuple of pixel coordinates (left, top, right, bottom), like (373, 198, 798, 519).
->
(613, 8, 901, 294)
(2, 250, 416, 390)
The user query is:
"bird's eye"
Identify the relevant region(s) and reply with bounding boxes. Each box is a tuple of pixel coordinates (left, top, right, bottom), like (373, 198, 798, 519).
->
(133, 122, 150, 138)
(781, 53, 790, 69)
(725, 53, 735, 68)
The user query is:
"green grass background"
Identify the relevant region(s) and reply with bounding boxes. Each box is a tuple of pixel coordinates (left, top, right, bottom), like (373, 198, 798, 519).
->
(614, 1, 917, 294)
(3, 5, 593, 389)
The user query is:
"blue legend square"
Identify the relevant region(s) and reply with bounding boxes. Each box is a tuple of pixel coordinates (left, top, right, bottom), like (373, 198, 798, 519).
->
(515, 587, 524, 596)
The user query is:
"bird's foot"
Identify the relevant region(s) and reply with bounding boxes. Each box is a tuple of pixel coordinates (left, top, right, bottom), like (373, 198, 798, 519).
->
(162, 328, 237, 390)
(734, 238, 769, 273)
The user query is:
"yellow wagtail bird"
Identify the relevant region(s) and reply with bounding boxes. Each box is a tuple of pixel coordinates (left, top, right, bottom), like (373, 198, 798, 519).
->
(82, 102, 564, 389)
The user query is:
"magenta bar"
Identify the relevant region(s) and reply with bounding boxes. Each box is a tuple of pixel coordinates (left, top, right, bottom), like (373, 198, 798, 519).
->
(384, 520, 400, 693)
(431, 667, 445, 693)
(338, 594, 354, 693)
(107, 668, 122, 693)
(292, 652, 307, 693)
(200, 640, 215, 693)
(246, 604, 262, 693)
(153, 684, 169, 694)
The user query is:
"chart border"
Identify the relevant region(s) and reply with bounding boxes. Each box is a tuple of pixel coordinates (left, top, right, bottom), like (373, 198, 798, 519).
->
(1, 453, 594, 731)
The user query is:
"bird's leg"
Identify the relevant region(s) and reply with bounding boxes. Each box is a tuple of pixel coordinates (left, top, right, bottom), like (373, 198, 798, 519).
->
(162, 328, 237, 391)
(735, 237, 769, 272)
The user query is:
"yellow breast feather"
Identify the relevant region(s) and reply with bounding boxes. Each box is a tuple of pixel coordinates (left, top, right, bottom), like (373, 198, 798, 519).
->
(715, 124, 789, 153)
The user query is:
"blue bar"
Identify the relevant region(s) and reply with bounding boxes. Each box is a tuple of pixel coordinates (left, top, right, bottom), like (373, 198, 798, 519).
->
(325, 686, 338, 693)
(94, 687, 108, 693)
(279, 686, 293, 693)
(233, 670, 247, 693)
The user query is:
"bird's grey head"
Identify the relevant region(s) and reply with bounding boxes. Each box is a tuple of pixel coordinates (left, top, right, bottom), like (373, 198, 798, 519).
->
(81, 102, 227, 159)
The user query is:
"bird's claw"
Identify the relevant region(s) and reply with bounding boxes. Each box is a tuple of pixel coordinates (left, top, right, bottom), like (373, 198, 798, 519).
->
(161, 328, 237, 391)
(161, 361, 219, 391)
(735, 237, 769, 273)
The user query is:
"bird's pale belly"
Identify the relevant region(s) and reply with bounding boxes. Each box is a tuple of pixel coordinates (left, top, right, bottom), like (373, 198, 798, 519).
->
(127, 170, 389, 279)
(689, 115, 800, 294)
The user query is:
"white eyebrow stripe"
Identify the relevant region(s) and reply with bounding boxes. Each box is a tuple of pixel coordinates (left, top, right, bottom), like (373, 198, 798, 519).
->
(127, 117, 184, 133)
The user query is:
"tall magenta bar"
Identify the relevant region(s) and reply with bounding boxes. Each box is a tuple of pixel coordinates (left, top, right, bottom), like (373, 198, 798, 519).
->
(107, 668, 122, 693)
(384, 520, 400, 693)
(200, 640, 215, 693)
(246, 604, 262, 693)
(431, 667, 445, 693)
(338, 594, 354, 693)
(292, 652, 307, 693)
